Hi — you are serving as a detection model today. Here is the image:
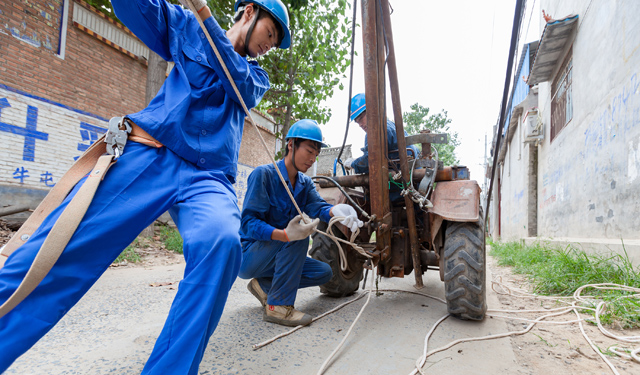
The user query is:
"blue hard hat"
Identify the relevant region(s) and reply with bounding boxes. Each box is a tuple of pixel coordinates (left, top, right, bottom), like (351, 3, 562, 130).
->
(285, 119, 328, 147)
(350, 93, 366, 121)
(235, 0, 291, 49)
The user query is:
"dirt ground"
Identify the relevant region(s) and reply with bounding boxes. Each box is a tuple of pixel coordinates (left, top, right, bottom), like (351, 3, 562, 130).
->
(486, 256, 639, 375)
(1, 220, 638, 374)
(108, 232, 185, 268)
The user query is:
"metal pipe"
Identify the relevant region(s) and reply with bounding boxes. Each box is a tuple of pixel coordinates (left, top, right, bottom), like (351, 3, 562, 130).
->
(310, 176, 370, 220)
(379, 0, 423, 288)
(316, 166, 462, 188)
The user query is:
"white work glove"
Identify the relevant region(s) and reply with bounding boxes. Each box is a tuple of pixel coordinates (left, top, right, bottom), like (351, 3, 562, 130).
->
(284, 214, 319, 242)
(179, 0, 207, 12)
(331, 204, 363, 233)
(344, 158, 355, 170)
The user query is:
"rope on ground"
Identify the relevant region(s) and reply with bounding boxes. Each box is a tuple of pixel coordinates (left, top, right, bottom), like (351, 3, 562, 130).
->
(252, 291, 368, 350)
(482, 278, 640, 374)
(252, 273, 640, 374)
(316, 265, 377, 375)
(409, 306, 575, 375)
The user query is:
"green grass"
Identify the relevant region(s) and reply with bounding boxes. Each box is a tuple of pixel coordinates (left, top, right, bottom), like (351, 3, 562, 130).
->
(489, 239, 640, 329)
(159, 226, 183, 254)
(114, 239, 142, 264)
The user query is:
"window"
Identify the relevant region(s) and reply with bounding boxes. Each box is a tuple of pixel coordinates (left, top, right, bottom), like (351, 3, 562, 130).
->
(550, 47, 573, 141)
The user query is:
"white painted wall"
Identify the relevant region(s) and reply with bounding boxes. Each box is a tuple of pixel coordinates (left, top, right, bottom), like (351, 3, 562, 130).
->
(535, 0, 640, 239)
(499, 113, 532, 239)
(0, 85, 256, 211)
(0, 86, 108, 195)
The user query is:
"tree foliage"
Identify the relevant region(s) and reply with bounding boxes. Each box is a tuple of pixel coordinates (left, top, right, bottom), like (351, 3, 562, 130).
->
(257, 0, 352, 158)
(403, 103, 460, 166)
(86, 1, 227, 24)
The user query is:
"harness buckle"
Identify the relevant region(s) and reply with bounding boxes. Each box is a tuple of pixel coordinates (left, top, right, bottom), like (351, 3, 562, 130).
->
(105, 117, 132, 159)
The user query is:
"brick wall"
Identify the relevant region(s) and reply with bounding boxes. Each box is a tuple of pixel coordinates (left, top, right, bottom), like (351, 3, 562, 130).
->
(0, 1, 147, 120)
(0, 0, 278, 213)
(238, 117, 277, 168)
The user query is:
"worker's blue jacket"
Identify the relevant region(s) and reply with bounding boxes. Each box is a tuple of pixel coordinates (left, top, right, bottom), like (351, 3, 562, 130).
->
(240, 160, 333, 244)
(114, 0, 270, 183)
(0, 2, 267, 375)
(351, 119, 419, 175)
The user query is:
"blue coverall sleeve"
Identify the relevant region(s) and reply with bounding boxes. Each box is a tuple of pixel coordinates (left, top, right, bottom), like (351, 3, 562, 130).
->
(241, 168, 278, 241)
(201, 18, 270, 109)
(303, 183, 333, 224)
(111, 0, 177, 61)
(112, 0, 269, 109)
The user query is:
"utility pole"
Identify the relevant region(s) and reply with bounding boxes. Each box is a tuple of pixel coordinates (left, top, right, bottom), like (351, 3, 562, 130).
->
(484, 132, 488, 197)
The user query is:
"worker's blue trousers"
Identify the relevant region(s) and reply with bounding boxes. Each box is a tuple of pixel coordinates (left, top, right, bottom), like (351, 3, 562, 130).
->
(0, 142, 241, 375)
(238, 238, 332, 306)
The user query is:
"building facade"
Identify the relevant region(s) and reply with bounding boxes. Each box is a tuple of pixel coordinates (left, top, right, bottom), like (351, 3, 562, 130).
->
(489, 0, 640, 261)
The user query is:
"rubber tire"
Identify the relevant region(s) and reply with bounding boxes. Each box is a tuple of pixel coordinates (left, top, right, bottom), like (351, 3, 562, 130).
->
(442, 212, 487, 320)
(310, 222, 363, 297)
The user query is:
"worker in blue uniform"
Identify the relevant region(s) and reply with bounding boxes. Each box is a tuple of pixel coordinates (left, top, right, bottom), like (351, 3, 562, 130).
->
(344, 93, 419, 202)
(0, 1, 290, 374)
(238, 119, 363, 327)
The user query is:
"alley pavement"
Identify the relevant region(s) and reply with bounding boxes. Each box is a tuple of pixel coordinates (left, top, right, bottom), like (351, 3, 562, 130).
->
(6, 260, 518, 374)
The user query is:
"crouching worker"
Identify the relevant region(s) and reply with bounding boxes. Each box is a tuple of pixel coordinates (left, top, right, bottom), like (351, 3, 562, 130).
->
(0, 0, 290, 374)
(238, 119, 363, 327)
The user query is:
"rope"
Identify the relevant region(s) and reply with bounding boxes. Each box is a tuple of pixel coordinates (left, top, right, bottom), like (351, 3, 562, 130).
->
(251, 274, 640, 374)
(325, 216, 371, 272)
(182, 0, 367, 250)
(183, 0, 304, 219)
(316, 265, 377, 375)
(252, 291, 368, 350)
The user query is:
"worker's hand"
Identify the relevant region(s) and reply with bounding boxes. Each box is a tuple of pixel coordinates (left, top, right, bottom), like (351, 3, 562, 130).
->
(344, 158, 355, 170)
(179, 0, 207, 12)
(284, 214, 319, 242)
(331, 204, 363, 232)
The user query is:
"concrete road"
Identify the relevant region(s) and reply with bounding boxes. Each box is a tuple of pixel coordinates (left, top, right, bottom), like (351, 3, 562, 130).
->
(6, 262, 519, 374)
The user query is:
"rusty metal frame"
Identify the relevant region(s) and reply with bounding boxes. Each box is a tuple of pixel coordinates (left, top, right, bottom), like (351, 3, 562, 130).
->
(378, 0, 423, 288)
(361, 0, 392, 270)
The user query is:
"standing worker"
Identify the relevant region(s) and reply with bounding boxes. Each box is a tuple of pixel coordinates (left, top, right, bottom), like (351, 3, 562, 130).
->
(344, 93, 419, 203)
(0, 0, 290, 374)
(238, 119, 363, 327)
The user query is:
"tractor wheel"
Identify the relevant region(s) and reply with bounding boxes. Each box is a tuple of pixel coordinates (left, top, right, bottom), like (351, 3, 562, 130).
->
(442, 211, 486, 320)
(310, 221, 364, 297)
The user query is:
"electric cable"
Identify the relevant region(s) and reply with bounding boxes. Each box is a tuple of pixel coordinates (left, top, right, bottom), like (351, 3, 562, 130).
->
(335, 0, 359, 174)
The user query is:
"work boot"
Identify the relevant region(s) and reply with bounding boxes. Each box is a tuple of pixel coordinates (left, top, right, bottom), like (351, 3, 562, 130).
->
(247, 279, 268, 307)
(263, 304, 313, 327)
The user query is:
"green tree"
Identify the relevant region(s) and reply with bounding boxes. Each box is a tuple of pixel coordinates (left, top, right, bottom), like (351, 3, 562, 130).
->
(257, 0, 352, 158)
(403, 103, 460, 166)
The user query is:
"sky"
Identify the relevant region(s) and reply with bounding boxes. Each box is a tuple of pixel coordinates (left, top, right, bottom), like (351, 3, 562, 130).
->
(319, 0, 541, 189)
